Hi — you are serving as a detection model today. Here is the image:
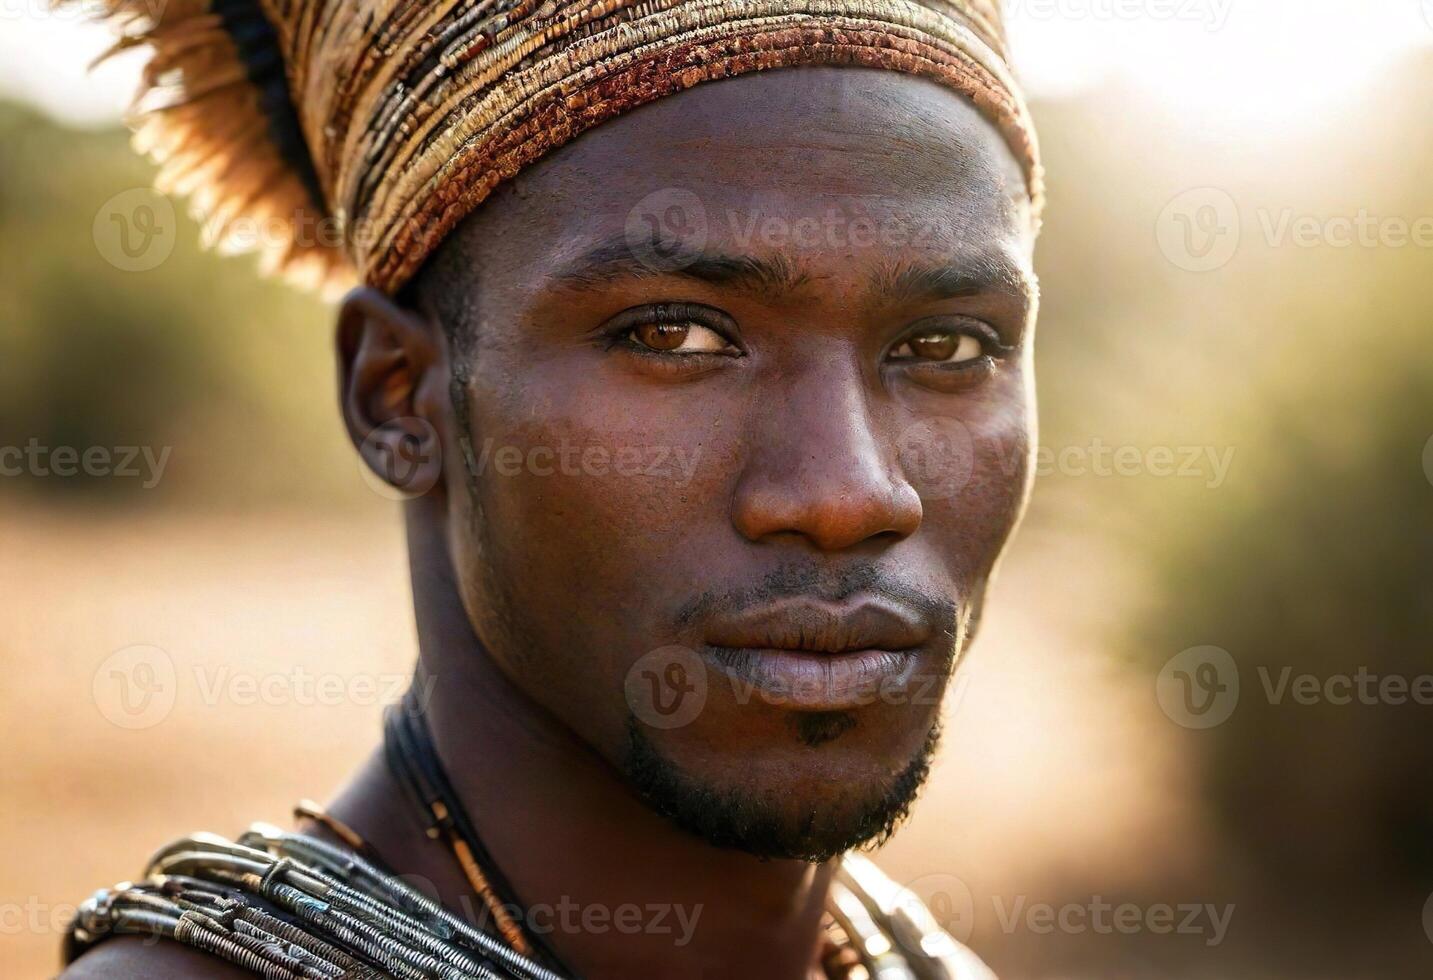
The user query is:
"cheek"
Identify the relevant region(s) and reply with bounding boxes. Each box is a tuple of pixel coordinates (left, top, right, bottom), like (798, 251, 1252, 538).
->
(905, 367, 1033, 577)
(481, 376, 734, 539)
(451, 372, 744, 734)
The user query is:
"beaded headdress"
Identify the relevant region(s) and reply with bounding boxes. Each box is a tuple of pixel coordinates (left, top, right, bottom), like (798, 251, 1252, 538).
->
(77, 0, 1042, 295)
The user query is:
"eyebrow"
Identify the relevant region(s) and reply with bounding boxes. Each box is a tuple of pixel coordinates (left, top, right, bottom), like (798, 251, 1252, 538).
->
(871, 252, 1039, 306)
(546, 233, 1036, 307)
(548, 234, 808, 293)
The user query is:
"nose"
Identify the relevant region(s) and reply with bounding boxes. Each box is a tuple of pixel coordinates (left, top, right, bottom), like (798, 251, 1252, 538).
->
(732, 360, 922, 551)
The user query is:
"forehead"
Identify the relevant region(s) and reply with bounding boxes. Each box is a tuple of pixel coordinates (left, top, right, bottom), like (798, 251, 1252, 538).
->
(438, 66, 1032, 300)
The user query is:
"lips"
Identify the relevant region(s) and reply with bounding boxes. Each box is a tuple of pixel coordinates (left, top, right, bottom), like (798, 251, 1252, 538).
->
(704, 597, 930, 654)
(700, 597, 938, 712)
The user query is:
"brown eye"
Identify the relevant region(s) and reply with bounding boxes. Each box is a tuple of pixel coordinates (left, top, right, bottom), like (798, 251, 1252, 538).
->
(892, 331, 984, 364)
(628, 321, 731, 353)
(635, 322, 689, 351)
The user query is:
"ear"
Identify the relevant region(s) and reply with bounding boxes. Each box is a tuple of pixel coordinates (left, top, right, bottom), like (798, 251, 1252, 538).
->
(336, 286, 446, 499)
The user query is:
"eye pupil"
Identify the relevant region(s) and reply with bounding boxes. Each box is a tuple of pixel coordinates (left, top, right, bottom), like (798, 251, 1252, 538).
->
(909, 333, 960, 361)
(636, 322, 690, 351)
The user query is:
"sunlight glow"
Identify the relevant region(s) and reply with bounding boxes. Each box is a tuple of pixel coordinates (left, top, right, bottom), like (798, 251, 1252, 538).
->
(1007, 0, 1433, 136)
(2, 0, 1431, 133)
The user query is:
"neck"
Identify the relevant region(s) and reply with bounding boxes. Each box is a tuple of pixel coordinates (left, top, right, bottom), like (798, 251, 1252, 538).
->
(330, 500, 833, 980)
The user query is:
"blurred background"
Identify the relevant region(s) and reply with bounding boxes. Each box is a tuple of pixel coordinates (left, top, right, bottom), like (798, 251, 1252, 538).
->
(2, 0, 1431, 976)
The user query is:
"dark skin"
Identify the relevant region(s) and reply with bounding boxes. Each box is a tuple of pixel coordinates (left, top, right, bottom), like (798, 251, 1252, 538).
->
(63, 66, 1035, 979)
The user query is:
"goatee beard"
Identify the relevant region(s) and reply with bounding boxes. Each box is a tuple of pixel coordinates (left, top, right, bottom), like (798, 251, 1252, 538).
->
(621, 714, 942, 863)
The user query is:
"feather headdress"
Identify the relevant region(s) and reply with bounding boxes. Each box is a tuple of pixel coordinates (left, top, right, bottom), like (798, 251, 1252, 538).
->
(72, 0, 1042, 295)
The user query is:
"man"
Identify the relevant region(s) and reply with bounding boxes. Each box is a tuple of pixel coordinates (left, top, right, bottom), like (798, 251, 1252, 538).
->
(62, 1, 1041, 977)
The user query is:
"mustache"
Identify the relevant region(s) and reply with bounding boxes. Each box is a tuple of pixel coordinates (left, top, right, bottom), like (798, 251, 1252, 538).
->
(674, 563, 958, 633)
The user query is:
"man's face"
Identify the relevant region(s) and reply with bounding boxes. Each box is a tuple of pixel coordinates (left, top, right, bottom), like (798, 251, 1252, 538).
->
(422, 67, 1037, 860)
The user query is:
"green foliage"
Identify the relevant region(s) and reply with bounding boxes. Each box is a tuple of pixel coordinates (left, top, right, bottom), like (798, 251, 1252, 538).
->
(0, 102, 351, 506)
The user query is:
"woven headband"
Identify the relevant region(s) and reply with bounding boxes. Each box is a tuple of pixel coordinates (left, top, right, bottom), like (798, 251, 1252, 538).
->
(77, 0, 1042, 295)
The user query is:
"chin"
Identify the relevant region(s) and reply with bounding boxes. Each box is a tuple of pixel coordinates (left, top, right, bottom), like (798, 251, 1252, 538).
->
(622, 713, 942, 862)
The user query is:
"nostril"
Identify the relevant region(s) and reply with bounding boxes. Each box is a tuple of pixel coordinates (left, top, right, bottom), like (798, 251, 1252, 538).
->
(732, 475, 923, 551)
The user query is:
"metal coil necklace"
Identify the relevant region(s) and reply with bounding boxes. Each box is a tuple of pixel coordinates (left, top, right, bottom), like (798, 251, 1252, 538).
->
(66, 698, 986, 979)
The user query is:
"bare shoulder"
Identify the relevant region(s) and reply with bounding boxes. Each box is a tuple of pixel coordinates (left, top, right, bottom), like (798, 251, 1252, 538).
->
(60, 935, 256, 979)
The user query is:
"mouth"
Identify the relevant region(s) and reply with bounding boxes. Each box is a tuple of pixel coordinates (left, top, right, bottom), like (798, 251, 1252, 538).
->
(700, 597, 939, 712)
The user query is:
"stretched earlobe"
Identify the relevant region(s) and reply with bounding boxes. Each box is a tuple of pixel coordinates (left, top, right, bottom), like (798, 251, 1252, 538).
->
(336, 287, 447, 499)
